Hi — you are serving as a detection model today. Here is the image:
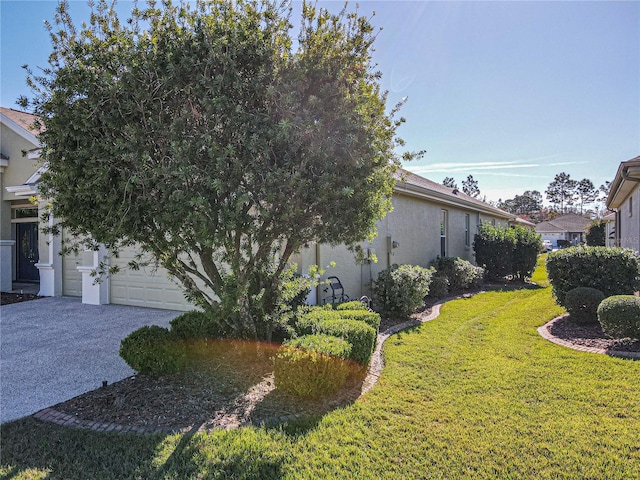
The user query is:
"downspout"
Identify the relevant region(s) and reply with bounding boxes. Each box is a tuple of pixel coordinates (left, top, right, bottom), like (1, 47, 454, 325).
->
(315, 242, 321, 305)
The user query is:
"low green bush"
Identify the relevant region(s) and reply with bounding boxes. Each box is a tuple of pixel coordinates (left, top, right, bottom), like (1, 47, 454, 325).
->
(597, 295, 640, 339)
(430, 256, 484, 294)
(564, 287, 605, 325)
(335, 301, 368, 311)
(273, 334, 352, 398)
(119, 325, 187, 375)
(170, 310, 221, 339)
(585, 220, 606, 247)
(313, 318, 377, 365)
(428, 275, 449, 299)
(373, 264, 434, 319)
(546, 247, 640, 306)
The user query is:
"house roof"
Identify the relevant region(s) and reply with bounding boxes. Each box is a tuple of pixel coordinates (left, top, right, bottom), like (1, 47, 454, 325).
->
(0, 107, 42, 150)
(535, 213, 591, 233)
(394, 168, 513, 219)
(0, 107, 41, 134)
(607, 155, 640, 209)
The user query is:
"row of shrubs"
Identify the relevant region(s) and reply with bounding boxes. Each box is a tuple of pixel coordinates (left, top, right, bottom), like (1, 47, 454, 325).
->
(372, 257, 485, 320)
(546, 246, 640, 339)
(119, 299, 382, 398)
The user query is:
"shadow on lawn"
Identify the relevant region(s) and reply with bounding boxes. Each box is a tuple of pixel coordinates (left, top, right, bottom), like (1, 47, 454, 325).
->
(0, 417, 288, 480)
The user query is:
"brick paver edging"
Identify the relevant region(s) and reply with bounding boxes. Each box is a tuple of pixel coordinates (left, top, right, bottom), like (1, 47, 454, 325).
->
(32, 299, 451, 435)
(537, 315, 640, 360)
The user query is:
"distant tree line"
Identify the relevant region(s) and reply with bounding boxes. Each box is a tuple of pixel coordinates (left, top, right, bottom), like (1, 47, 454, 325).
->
(496, 173, 611, 222)
(442, 172, 611, 223)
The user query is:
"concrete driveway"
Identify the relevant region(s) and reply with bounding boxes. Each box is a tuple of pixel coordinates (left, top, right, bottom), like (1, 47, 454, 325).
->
(1, 297, 182, 424)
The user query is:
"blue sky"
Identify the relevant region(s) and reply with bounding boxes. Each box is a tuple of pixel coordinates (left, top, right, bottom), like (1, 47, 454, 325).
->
(1, 1, 638, 204)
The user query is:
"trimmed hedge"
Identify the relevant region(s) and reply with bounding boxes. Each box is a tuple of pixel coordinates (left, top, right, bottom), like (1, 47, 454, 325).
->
(546, 247, 640, 306)
(373, 264, 434, 319)
(564, 287, 605, 325)
(473, 223, 540, 280)
(273, 334, 352, 398)
(335, 301, 368, 311)
(284, 334, 352, 359)
(314, 319, 377, 365)
(336, 310, 381, 331)
(119, 326, 187, 375)
(296, 307, 381, 334)
(597, 295, 640, 339)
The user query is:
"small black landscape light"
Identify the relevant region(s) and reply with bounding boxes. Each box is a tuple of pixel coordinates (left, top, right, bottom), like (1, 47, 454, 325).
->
(102, 380, 108, 388)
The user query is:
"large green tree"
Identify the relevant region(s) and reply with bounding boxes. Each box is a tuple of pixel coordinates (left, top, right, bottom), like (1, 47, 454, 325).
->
(24, 0, 415, 339)
(545, 172, 577, 214)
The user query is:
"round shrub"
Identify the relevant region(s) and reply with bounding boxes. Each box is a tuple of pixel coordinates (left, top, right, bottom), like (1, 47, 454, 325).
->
(119, 325, 187, 375)
(373, 264, 434, 319)
(547, 247, 640, 306)
(273, 334, 352, 398)
(597, 295, 640, 339)
(170, 310, 220, 339)
(564, 287, 605, 325)
(429, 256, 484, 293)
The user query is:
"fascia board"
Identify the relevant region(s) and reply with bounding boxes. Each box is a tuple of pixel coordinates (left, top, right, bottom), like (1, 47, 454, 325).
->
(607, 159, 640, 209)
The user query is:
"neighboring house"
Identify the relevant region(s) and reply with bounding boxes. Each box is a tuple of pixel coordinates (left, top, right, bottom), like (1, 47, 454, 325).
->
(2, 107, 515, 309)
(606, 155, 640, 253)
(535, 213, 591, 248)
(602, 211, 616, 248)
(0, 107, 51, 293)
(510, 216, 536, 230)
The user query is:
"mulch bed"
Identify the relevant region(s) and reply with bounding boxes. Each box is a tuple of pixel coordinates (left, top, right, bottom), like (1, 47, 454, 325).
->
(1, 292, 43, 305)
(52, 340, 367, 431)
(547, 315, 640, 353)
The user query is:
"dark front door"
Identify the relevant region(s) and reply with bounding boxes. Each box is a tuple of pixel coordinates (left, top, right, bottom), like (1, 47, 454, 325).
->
(16, 222, 39, 282)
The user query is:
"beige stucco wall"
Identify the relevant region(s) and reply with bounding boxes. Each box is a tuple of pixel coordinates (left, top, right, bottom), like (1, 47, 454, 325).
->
(296, 193, 510, 303)
(618, 184, 640, 252)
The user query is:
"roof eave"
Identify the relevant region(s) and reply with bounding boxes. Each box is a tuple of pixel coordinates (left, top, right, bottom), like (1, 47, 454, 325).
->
(394, 182, 513, 219)
(607, 157, 640, 209)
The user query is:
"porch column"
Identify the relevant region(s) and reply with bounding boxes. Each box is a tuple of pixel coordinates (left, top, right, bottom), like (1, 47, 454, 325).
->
(34, 212, 62, 296)
(78, 244, 110, 305)
(0, 240, 15, 292)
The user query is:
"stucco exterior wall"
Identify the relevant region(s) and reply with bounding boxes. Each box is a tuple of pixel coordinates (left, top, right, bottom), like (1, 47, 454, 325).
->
(619, 183, 640, 252)
(296, 193, 511, 303)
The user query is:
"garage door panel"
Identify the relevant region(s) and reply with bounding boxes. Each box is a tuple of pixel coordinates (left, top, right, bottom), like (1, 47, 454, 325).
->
(110, 248, 192, 311)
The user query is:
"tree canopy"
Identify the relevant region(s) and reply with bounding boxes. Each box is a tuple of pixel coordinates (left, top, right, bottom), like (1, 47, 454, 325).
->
(24, 0, 416, 339)
(462, 175, 480, 198)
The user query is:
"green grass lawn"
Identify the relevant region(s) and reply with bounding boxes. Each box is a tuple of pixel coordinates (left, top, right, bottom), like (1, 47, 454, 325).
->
(2, 259, 639, 479)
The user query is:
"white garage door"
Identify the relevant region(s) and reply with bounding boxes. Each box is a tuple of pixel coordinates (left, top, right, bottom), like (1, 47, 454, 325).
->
(62, 250, 82, 297)
(109, 248, 192, 311)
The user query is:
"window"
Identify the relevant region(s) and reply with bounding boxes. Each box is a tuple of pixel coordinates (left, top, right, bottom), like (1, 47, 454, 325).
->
(464, 214, 470, 247)
(629, 198, 633, 218)
(440, 209, 447, 257)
